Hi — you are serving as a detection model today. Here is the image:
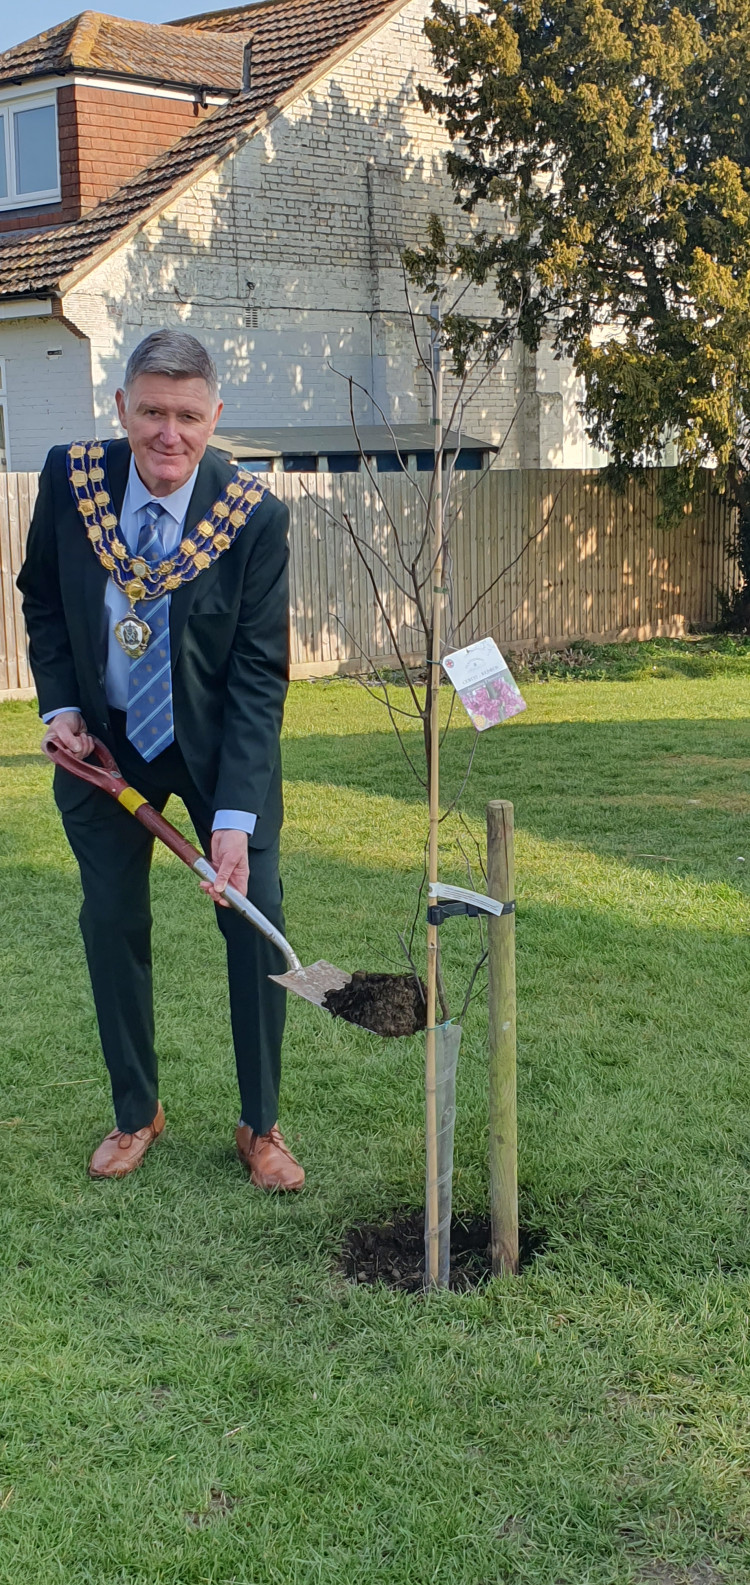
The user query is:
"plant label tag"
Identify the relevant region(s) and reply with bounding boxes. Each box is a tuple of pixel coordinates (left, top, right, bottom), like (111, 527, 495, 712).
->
(442, 637, 526, 731)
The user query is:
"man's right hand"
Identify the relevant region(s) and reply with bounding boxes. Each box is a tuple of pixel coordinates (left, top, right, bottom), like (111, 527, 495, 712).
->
(42, 711, 95, 760)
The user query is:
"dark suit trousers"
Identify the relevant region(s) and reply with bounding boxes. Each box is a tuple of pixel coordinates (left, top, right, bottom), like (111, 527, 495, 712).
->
(54, 714, 287, 1135)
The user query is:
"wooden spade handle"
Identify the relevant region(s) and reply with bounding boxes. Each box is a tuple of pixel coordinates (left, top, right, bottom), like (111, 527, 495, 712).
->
(42, 735, 203, 869)
(42, 735, 301, 969)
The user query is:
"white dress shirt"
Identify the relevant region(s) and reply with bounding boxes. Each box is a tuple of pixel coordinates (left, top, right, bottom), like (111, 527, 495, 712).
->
(44, 454, 256, 836)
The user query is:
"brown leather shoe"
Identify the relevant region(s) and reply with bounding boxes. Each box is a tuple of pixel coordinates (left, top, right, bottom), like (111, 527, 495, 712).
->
(236, 1122, 305, 1191)
(88, 1103, 165, 1179)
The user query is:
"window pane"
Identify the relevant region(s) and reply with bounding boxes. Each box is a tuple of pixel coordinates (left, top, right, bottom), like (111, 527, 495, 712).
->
(0, 118, 7, 200)
(0, 405, 7, 471)
(14, 104, 57, 195)
(455, 449, 484, 471)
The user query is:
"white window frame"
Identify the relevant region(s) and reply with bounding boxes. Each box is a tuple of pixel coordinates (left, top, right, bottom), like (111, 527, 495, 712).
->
(0, 359, 10, 472)
(0, 90, 61, 212)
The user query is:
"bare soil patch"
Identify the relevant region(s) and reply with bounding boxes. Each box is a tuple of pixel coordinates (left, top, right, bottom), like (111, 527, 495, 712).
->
(339, 1209, 547, 1292)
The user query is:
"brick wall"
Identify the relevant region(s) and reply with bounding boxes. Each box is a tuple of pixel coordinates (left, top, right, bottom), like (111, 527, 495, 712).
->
(0, 84, 212, 236)
(72, 85, 212, 212)
(0, 315, 94, 471)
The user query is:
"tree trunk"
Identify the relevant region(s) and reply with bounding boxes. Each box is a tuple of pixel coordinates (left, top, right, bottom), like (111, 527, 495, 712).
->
(724, 463, 750, 630)
(421, 645, 451, 1022)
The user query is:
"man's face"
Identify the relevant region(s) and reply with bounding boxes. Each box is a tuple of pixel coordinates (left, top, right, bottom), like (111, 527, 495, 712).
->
(115, 372, 223, 495)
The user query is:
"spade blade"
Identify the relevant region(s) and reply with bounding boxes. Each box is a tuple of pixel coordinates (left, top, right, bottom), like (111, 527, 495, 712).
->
(269, 959, 352, 1008)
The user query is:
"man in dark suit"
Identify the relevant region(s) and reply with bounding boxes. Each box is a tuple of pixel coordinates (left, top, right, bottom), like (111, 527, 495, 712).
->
(18, 329, 304, 1189)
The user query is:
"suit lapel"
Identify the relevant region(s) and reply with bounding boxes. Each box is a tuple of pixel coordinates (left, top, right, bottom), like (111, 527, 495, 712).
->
(169, 447, 233, 663)
(107, 438, 131, 520)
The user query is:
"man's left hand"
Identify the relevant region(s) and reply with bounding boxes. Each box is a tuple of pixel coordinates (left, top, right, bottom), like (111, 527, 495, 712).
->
(201, 829, 249, 907)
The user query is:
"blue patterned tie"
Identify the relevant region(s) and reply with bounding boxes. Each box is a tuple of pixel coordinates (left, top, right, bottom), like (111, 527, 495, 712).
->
(125, 501, 174, 762)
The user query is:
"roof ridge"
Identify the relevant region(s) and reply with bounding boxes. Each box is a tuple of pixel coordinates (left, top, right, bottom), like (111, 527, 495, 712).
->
(61, 10, 104, 70)
(0, 8, 248, 91)
(0, 9, 248, 70)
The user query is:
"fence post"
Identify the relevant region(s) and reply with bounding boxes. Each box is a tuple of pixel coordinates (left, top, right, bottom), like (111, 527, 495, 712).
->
(486, 800, 519, 1276)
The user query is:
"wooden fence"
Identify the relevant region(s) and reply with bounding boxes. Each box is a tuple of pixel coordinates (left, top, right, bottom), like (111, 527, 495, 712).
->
(1, 471, 38, 698)
(0, 466, 738, 699)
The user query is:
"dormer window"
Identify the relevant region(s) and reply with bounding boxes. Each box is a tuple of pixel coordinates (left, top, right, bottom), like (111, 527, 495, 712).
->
(0, 91, 60, 211)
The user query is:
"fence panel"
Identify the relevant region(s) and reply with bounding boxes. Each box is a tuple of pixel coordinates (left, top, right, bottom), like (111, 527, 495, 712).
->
(0, 467, 739, 699)
(0, 471, 37, 696)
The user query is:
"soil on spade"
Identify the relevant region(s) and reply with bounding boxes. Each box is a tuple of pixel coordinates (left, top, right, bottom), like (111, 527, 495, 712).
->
(339, 1209, 548, 1293)
(323, 972, 427, 1037)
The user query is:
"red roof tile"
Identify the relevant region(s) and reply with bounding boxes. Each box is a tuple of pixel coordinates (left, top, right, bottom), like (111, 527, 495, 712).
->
(0, 0, 399, 300)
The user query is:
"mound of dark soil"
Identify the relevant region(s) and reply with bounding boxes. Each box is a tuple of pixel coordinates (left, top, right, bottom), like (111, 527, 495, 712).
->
(339, 1209, 547, 1293)
(323, 972, 427, 1037)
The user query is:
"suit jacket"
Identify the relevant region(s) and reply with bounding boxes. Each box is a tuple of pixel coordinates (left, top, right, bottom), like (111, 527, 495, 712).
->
(17, 438, 290, 850)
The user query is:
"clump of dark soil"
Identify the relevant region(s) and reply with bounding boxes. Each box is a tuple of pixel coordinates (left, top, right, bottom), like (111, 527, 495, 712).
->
(323, 972, 427, 1037)
(339, 1209, 548, 1293)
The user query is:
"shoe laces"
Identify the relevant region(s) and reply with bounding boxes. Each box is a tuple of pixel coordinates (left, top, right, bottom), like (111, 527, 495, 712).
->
(253, 1123, 294, 1161)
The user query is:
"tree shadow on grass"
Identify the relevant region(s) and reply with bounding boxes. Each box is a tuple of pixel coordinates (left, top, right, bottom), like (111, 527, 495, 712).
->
(4, 824, 750, 1294)
(282, 715, 750, 890)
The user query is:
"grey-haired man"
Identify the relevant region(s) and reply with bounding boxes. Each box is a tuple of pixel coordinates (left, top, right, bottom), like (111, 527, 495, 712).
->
(18, 329, 304, 1190)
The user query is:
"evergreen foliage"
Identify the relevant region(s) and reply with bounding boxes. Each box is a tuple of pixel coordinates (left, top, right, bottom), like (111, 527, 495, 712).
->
(415, 0, 750, 623)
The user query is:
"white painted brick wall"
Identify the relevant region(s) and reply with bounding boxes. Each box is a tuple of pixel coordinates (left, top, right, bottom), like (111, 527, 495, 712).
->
(9, 0, 584, 470)
(0, 316, 94, 472)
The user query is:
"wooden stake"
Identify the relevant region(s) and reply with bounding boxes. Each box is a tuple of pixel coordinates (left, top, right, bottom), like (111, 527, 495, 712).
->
(424, 300, 444, 1290)
(486, 800, 519, 1276)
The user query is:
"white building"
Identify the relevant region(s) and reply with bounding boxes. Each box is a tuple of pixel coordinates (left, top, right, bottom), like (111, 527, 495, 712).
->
(0, 0, 605, 473)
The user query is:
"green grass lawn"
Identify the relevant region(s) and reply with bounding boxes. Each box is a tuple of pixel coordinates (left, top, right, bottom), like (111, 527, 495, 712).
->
(3, 651, 750, 1584)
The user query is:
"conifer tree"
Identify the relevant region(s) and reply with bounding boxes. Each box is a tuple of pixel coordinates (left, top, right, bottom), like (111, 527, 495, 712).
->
(414, 0, 750, 622)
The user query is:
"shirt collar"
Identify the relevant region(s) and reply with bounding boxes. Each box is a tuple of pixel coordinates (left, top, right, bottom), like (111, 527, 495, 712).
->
(127, 454, 199, 526)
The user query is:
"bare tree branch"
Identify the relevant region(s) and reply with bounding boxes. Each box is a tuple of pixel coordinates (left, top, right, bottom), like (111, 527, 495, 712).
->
(436, 948, 451, 1022)
(308, 263, 537, 1030)
(456, 809, 488, 882)
(329, 613, 427, 785)
(456, 484, 565, 640)
(456, 834, 487, 955)
(439, 684, 457, 745)
(403, 842, 430, 985)
(459, 949, 489, 1022)
(342, 508, 426, 719)
(327, 363, 432, 521)
(397, 932, 426, 1004)
(439, 728, 480, 821)
(400, 256, 436, 385)
(299, 473, 417, 604)
(328, 621, 421, 718)
(460, 968, 489, 1018)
